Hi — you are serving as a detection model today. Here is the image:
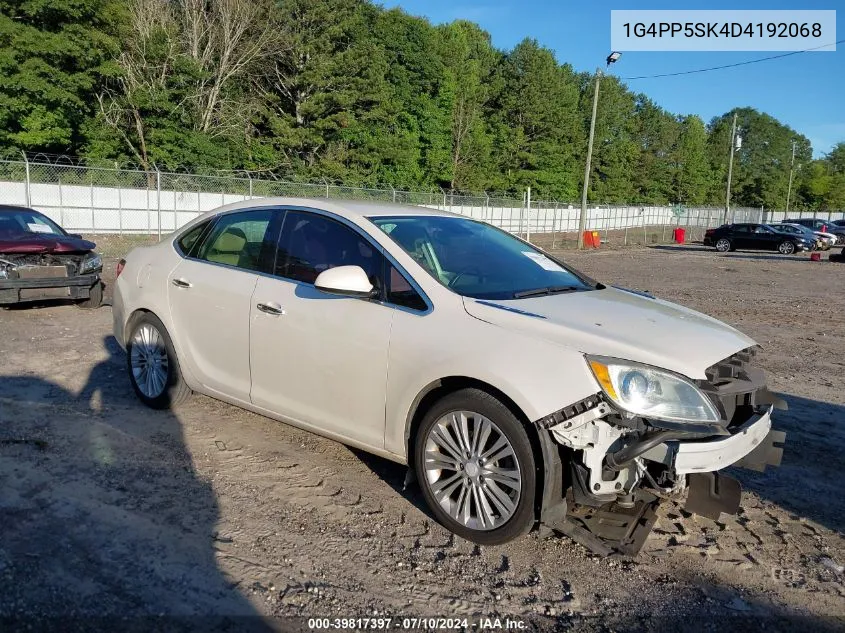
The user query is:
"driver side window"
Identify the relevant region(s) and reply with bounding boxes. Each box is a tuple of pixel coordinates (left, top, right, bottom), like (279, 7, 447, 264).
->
(275, 211, 383, 288)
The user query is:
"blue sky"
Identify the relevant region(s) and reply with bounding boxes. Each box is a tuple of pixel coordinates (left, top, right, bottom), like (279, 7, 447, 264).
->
(382, 0, 843, 158)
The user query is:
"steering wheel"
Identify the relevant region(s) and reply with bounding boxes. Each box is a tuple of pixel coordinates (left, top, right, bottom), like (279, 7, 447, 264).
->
(448, 266, 485, 288)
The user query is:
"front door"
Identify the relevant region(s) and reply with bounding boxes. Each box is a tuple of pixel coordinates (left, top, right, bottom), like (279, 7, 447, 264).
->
(750, 225, 780, 250)
(168, 208, 278, 401)
(249, 210, 394, 449)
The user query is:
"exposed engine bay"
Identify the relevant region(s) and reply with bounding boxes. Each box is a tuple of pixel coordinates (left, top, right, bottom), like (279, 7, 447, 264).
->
(535, 347, 786, 555)
(0, 251, 87, 278)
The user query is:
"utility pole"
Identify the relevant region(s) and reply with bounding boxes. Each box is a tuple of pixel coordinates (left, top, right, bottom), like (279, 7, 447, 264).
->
(578, 52, 621, 249)
(723, 112, 738, 224)
(785, 140, 796, 214)
(578, 69, 601, 249)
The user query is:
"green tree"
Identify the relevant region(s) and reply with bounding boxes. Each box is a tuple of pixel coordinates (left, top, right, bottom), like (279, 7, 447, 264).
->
(0, 0, 124, 155)
(255, 0, 390, 182)
(632, 97, 680, 203)
(707, 108, 811, 210)
(674, 115, 711, 205)
(586, 74, 639, 203)
(491, 39, 583, 199)
(435, 20, 499, 191)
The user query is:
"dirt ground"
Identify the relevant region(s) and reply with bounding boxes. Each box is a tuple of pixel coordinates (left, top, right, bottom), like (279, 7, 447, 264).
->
(1, 242, 843, 632)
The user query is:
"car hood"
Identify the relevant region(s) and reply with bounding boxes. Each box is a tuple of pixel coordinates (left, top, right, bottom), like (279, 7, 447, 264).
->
(0, 233, 95, 254)
(462, 287, 756, 379)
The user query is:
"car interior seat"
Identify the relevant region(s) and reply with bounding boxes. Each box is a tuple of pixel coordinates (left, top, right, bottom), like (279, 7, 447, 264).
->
(388, 223, 444, 281)
(206, 226, 248, 267)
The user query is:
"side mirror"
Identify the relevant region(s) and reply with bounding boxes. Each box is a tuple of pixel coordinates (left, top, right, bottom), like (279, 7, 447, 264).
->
(69, 233, 83, 239)
(314, 265, 376, 298)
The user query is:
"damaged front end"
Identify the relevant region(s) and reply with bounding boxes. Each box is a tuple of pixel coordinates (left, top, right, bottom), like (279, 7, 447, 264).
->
(534, 347, 786, 556)
(0, 251, 102, 304)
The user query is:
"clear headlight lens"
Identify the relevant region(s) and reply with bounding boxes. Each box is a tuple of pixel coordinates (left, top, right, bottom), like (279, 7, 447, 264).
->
(79, 253, 102, 274)
(587, 356, 720, 423)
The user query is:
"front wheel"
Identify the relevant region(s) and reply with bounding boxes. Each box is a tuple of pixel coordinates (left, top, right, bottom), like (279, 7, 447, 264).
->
(126, 313, 191, 409)
(778, 241, 796, 255)
(76, 281, 103, 309)
(414, 388, 536, 545)
(715, 238, 732, 253)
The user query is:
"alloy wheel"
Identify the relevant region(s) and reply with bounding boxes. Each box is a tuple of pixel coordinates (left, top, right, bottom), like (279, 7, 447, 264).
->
(779, 241, 795, 254)
(130, 323, 170, 398)
(423, 411, 522, 531)
(716, 238, 730, 252)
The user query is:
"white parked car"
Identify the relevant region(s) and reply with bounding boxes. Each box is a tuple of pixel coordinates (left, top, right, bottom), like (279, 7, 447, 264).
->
(113, 199, 785, 553)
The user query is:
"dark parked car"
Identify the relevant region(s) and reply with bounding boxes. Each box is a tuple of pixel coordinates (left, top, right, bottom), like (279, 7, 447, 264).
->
(768, 223, 828, 250)
(784, 218, 845, 244)
(703, 223, 813, 254)
(0, 205, 103, 307)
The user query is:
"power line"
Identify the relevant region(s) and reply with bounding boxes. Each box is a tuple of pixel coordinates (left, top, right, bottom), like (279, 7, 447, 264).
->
(622, 39, 843, 80)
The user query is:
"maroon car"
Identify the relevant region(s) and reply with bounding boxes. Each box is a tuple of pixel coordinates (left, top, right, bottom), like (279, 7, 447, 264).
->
(0, 205, 103, 307)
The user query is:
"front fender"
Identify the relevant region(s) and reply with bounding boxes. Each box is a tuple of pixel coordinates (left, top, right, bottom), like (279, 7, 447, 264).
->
(383, 310, 600, 459)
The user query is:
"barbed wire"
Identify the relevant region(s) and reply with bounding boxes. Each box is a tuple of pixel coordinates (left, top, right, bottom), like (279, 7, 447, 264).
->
(7, 152, 567, 202)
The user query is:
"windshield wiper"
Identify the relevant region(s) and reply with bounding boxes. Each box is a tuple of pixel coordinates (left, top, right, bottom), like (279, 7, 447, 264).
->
(512, 285, 580, 299)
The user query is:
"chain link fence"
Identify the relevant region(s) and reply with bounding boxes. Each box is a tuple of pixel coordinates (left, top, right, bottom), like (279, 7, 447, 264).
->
(3, 158, 841, 248)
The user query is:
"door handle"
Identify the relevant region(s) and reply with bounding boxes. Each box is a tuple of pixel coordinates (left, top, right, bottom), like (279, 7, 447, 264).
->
(171, 278, 192, 288)
(256, 301, 285, 316)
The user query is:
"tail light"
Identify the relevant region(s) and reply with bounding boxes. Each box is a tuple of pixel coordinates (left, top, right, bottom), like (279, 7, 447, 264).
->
(705, 229, 715, 236)
(116, 259, 126, 278)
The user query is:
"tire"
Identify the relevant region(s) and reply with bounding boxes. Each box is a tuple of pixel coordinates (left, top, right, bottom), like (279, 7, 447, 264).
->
(778, 241, 796, 255)
(125, 312, 191, 409)
(715, 238, 731, 253)
(76, 281, 103, 309)
(414, 388, 536, 545)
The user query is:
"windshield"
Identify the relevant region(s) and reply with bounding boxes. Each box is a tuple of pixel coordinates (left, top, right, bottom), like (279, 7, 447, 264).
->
(0, 209, 66, 238)
(369, 215, 596, 300)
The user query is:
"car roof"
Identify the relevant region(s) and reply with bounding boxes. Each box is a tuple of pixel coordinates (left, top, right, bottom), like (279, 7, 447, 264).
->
(0, 205, 39, 215)
(212, 197, 462, 220)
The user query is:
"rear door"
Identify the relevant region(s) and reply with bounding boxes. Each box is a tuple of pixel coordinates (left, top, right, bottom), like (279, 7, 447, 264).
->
(168, 208, 280, 401)
(731, 224, 752, 248)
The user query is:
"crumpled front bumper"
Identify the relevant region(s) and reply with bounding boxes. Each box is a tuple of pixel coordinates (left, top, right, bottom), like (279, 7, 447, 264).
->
(0, 273, 100, 304)
(639, 406, 784, 475)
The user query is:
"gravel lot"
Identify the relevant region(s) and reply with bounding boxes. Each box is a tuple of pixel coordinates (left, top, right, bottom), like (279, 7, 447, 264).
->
(1, 242, 843, 632)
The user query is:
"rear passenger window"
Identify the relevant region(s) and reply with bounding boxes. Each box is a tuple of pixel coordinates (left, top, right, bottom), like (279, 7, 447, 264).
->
(195, 210, 275, 272)
(177, 219, 212, 257)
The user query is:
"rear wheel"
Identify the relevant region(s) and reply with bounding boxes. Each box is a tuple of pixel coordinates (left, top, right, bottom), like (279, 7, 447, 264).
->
(778, 241, 796, 255)
(126, 313, 191, 409)
(715, 238, 732, 253)
(414, 388, 536, 545)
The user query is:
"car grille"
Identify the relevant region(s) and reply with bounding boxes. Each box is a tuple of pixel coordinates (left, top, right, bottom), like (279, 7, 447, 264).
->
(699, 347, 769, 427)
(1, 253, 83, 278)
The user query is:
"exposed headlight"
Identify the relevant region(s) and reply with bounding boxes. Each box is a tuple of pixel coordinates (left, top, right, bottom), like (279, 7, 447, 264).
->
(586, 356, 720, 423)
(79, 253, 102, 274)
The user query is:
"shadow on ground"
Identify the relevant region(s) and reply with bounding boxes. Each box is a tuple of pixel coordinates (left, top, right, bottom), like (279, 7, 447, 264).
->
(731, 394, 845, 535)
(0, 336, 272, 631)
(648, 243, 821, 263)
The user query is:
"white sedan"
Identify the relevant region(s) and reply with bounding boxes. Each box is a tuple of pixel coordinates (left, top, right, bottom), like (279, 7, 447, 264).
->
(113, 198, 785, 552)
